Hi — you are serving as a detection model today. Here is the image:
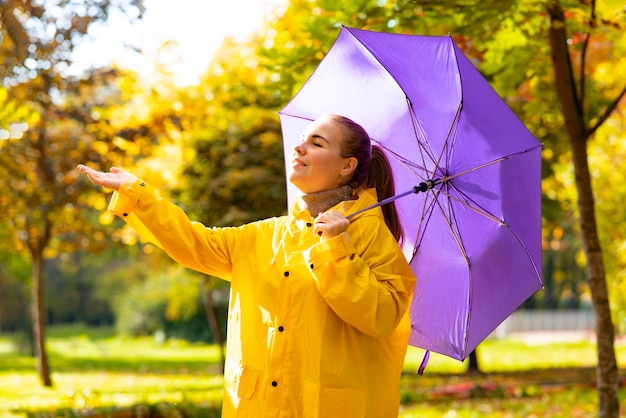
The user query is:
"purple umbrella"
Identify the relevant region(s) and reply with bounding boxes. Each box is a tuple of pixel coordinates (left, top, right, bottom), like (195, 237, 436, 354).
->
(279, 26, 543, 366)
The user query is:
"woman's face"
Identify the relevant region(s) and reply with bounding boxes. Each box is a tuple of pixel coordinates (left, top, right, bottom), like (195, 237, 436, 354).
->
(289, 116, 357, 194)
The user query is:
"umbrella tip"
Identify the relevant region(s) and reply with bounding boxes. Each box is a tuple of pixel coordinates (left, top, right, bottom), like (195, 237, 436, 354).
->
(417, 350, 431, 376)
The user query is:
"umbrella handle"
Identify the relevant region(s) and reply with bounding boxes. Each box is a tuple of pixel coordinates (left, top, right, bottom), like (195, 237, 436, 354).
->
(346, 178, 440, 220)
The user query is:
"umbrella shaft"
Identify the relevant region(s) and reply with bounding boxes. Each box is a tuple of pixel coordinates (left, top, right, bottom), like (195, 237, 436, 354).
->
(346, 179, 440, 220)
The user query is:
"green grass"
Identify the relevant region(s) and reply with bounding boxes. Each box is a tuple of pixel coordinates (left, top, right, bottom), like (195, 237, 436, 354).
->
(1, 325, 625, 417)
(400, 337, 626, 417)
(0, 325, 224, 417)
(404, 337, 606, 373)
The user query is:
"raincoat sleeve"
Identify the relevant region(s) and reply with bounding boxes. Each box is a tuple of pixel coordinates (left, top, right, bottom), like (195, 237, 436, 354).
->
(303, 212, 415, 338)
(107, 176, 240, 280)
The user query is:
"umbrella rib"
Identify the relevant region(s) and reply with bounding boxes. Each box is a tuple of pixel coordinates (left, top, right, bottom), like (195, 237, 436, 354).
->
(449, 183, 543, 282)
(436, 102, 463, 179)
(402, 98, 464, 181)
(374, 140, 430, 179)
(407, 98, 438, 177)
(377, 99, 463, 182)
(375, 102, 436, 181)
(414, 182, 470, 263)
(433, 183, 470, 262)
(438, 144, 542, 184)
(445, 188, 502, 224)
(442, 179, 474, 360)
(440, 178, 543, 284)
(412, 188, 441, 258)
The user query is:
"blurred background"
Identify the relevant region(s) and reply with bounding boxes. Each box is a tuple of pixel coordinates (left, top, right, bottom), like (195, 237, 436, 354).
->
(0, 0, 625, 416)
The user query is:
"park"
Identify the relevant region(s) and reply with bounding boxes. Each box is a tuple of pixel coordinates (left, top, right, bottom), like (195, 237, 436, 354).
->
(1, 0, 625, 417)
(0, 323, 625, 417)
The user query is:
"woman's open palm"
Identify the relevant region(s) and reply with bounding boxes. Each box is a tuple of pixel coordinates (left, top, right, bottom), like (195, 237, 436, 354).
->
(77, 165, 130, 191)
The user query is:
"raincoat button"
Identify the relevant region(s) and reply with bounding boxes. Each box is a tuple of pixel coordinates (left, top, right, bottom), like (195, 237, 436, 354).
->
(140, 182, 145, 187)
(309, 264, 314, 269)
(271, 381, 278, 387)
(278, 326, 284, 332)
(283, 271, 289, 277)
(306, 222, 312, 227)
(123, 213, 128, 217)
(350, 254, 355, 260)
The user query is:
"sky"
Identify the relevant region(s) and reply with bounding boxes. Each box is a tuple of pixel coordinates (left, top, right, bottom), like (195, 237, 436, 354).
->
(70, 0, 285, 86)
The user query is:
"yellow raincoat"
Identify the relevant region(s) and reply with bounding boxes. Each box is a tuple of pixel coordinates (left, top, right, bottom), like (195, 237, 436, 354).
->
(109, 176, 416, 418)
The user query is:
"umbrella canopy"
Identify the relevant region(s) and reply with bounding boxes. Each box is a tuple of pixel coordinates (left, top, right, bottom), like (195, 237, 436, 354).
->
(279, 26, 543, 362)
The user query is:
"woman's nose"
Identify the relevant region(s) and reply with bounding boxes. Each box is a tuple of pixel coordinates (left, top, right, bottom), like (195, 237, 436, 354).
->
(294, 143, 304, 155)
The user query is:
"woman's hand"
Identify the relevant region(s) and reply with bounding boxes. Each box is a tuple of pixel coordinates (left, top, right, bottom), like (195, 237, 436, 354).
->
(77, 165, 130, 191)
(313, 210, 350, 240)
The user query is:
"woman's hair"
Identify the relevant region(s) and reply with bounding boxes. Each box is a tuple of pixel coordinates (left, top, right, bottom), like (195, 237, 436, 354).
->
(329, 114, 404, 243)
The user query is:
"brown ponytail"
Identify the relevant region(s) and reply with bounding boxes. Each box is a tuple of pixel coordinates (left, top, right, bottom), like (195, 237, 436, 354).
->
(330, 115, 404, 243)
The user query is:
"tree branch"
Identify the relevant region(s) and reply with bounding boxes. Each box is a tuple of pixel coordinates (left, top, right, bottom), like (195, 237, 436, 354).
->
(548, 0, 585, 138)
(588, 86, 626, 137)
(580, 33, 589, 116)
(579, 0, 597, 119)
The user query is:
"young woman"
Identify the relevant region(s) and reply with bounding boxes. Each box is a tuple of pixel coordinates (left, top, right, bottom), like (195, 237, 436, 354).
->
(78, 114, 416, 418)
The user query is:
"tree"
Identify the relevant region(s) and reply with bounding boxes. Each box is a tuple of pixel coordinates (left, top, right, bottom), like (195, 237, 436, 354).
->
(0, 0, 147, 386)
(546, 1, 624, 415)
(175, 36, 287, 226)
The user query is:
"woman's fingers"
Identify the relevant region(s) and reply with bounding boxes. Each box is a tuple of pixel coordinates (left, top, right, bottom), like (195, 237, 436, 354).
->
(313, 211, 350, 239)
(76, 164, 90, 174)
(76, 164, 128, 190)
(77, 164, 99, 183)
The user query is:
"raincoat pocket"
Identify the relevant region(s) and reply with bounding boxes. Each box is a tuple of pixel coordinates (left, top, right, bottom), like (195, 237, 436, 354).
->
(303, 381, 366, 417)
(226, 366, 260, 400)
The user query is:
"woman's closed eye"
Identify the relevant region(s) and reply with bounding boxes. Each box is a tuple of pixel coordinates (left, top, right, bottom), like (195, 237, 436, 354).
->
(298, 138, 324, 148)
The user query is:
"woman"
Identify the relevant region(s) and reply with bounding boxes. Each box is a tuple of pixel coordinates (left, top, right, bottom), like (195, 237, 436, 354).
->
(78, 114, 416, 417)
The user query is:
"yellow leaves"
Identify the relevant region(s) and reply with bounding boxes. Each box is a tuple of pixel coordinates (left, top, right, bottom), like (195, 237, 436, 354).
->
(91, 140, 110, 155)
(98, 211, 114, 225)
(542, 159, 575, 204)
(43, 247, 58, 259)
(115, 226, 138, 246)
(171, 101, 183, 112)
(113, 136, 141, 155)
(541, 147, 554, 162)
(93, 194, 107, 211)
(164, 271, 201, 322)
(0, 86, 39, 140)
(259, 131, 279, 147)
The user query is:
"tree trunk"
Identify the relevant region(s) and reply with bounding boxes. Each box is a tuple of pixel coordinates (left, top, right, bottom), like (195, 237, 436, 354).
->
(31, 247, 52, 387)
(0, 277, 3, 332)
(467, 349, 481, 374)
(547, 2, 619, 416)
(201, 277, 225, 374)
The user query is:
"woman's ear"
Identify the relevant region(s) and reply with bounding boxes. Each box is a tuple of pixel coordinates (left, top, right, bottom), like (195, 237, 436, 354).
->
(340, 157, 358, 179)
